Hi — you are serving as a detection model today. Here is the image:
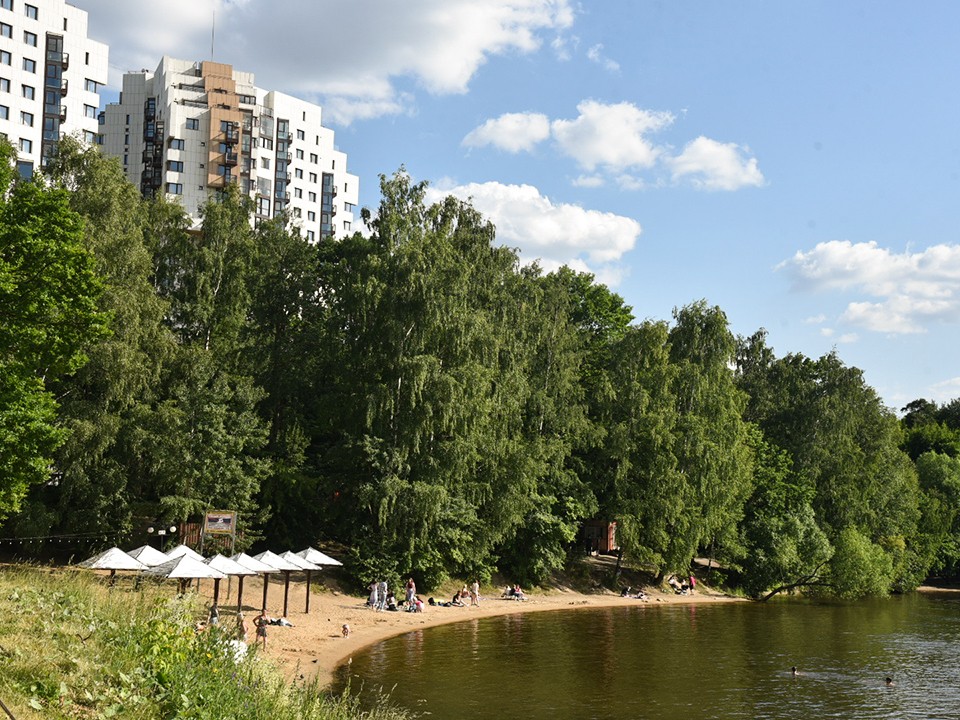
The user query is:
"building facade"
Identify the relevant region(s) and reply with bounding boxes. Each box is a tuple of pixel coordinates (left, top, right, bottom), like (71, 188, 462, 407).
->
(99, 57, 358, 239)
(0, 0, 108, 176)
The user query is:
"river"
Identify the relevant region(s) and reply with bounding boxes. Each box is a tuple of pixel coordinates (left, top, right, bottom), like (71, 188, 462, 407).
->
(331, 591, 960, 719)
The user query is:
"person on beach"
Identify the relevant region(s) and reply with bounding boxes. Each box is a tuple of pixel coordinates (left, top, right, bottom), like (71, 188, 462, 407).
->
(405, 577, 416, 607)
(386, 591, 398, 611)
(689, 574, 697, 594)
(377, 579, 388, 611)
(342, 623, 351, 637)
(253, 610, 268, 649)
(368, 581, 378, 609)
(208, 603, 220, 626)
(451, 590, 465, 606)
(236, 612, 248, 642)
(470, 580, 480, 606)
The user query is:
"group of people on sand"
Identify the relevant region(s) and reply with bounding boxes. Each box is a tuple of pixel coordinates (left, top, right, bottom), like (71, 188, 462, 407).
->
(367, 577, 493, 611)
(194, 603, 271, 651)
(619, 586, 649, 601)
(502, 584, 526, 601)
(667, 573, 696, 595)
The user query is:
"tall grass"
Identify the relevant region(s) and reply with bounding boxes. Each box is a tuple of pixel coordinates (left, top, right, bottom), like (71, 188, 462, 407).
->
(0, 566, 412, 719)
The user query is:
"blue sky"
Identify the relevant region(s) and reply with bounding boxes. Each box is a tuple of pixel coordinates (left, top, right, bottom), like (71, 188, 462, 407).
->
(76, 0, 960, 411)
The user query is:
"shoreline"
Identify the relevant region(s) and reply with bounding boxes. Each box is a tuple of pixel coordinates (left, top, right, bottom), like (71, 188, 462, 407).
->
(227, 577, 744, 688)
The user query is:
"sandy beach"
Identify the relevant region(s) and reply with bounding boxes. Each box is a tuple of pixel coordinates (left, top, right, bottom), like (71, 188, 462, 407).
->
(208, 575, 742, 688)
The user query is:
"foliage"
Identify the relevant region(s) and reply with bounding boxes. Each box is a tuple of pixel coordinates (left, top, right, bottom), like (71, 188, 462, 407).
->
(0, 566, 411, 719)
(0, 139, 108, 520)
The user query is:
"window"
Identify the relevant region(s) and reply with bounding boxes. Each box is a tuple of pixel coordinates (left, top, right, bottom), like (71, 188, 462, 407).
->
(186, 117, 199, 130)
(123, 154, 127, 165)
(309, 152, 317, 164)
(307, 211, 316, 222)
(167, 160, 183, 172)
(261, 158, 270, 170)
(20, 111, 32, 126)
(19, 137, 32, 152)
(0, 0, 11, 11)
(84, 104, 96, 119)
(296, 129, 305, 140)
(308, 191, 316, 202)
(21, 84, 33, 99)
(295, 168, 303, 179)
(23, 30, 36, 46)
(258, 197, 270, 216)
(23, 58, 35, 73)
(343, 221, 351, 232)
(0, 104, 7, 119)
(294, 188, 302, 199)
(124, 133, 129, 145)
(306, 230, 315, 241)
(166, 182, 182, 195)
(84, 78, 98, 92)
(83, 130, 96, 143)
(309, 172, 317, 183)
(293, 207, 301, 218)
(0, 77, 8, 92)
(169, 138, 184, 150)
(0, 22, 10, 37)
(0, 51, 10, 65)
(24, 3, 36, 19)
(295, 149, 303, 160)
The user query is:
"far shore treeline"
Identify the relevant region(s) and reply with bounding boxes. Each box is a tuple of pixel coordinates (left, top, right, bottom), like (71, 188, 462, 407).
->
(3, 137, 960, 600)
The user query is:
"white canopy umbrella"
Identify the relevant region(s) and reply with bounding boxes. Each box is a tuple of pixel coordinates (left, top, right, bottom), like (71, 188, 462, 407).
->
(127, 544, 170, 567)
(297, 547, 343, 567)
(206, 554, 257, 610)
(166, 543, 205, 562)
(232, 553, 278, 612)
(78, 547, 145, 585)
(253, 551, 302, 617)
(282, 551, 322, 614)
(78, 547, 146, 571)
(142, 554, 227, 580)
(142, 554, 226, 594)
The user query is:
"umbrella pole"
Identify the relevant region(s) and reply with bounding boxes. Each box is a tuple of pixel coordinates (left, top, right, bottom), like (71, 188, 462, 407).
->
(213, 578, 221, 606)
(237, 576, 245, 613)
(109, 569, 116, 587)
(261, 573, 269, 612)
(283, 571, 290, 618)
(305, 570, 311, 614)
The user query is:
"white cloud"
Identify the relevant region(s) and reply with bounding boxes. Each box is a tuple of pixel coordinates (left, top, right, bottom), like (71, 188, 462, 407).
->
(572, 174, 605, 188)
(586, 43, 620, 72)
(425, 181, 641, 279)
(464, 100, 763, 191)
(551, 100, 674, 172)
(76, 0, 575, 124)
(667, 136, 766, 191)
(805, 314, 827, 324)
(780, 240, 960, 334)
(462, 113, 551, 152)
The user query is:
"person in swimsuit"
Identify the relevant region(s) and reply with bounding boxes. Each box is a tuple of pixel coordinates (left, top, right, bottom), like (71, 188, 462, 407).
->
(253, 610, 268, 649)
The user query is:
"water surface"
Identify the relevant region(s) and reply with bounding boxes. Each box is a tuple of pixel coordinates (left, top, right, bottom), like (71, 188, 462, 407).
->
(333, 592, 960, 719)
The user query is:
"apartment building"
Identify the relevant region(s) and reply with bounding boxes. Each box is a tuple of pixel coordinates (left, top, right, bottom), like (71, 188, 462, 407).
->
(99, 57, 358, 239)
(0, 0, 108, 176)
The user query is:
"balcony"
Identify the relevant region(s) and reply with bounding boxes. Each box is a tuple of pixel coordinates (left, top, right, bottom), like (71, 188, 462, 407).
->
(222, 128, 240, 144)
(277, 130, 291, 141)
(58, 106, 67, 122)
(276, 150, 291, 161)
(274, 170, 289, 181)
(209, 174, 237, 188)
(274, 190, 289, 201)
(223, 151, 238, 166)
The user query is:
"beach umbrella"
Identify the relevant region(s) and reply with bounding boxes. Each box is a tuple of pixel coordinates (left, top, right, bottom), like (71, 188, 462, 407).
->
(142, 554, 227, 594)
(205, 554, 256, 610)
(78, 547, 146, 584)
(282, 551, 323, 613)
(297, 547, 343, 567)
(232, 552, 277, 611)
(253, 550, 301, 618)
(127, 544, 170, 567)
(166, 543, 205, 561)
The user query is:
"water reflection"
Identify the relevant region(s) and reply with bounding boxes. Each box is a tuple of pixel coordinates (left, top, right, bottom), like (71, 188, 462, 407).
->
(333, 593, 960, 720)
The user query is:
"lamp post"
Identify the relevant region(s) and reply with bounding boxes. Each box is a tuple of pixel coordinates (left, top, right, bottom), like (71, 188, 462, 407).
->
(147, 525, 178, 551)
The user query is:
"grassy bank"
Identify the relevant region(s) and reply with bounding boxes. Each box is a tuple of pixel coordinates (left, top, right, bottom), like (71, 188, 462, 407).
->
(0, 566, 411, 719)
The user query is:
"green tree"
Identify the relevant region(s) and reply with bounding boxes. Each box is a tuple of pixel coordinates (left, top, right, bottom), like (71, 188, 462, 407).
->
(0, 140, 108, 519)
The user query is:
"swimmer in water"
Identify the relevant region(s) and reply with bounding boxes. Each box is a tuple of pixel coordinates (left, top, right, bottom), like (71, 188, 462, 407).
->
(885, 677, 894, 687)
(791, 666, 804, 676)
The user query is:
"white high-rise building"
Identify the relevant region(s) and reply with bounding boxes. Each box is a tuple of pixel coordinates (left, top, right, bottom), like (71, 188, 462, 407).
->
(99, 57, 358, 240)
(0, 0, 108, 176)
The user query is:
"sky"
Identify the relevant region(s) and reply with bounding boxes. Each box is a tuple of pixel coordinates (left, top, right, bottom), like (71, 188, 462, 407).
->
(73, 0, 960, 412)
